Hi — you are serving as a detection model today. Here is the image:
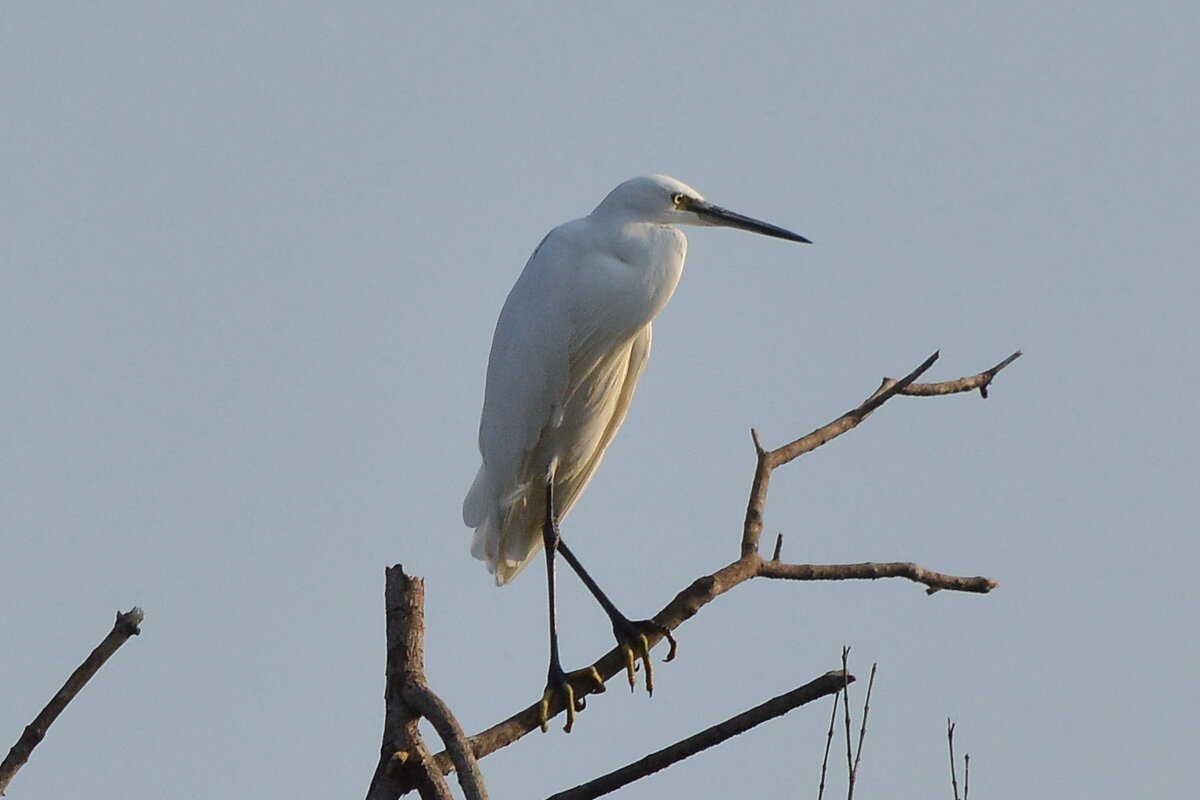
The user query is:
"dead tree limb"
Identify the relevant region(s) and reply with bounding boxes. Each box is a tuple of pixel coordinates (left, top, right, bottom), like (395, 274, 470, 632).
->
(545, 671, 854, 800)
(0, 607, 144, 796)
(391, 351, 1016, 794)
(366, 567, 487, 800)
(402, 683, 487, 799)
(888, 349, 1021, 399)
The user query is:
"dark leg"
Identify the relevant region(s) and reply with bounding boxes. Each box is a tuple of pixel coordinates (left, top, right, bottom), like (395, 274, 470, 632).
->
(542, 484, 563, 681)
(556, 539, 677, 694)
(538, 478, 603, 733)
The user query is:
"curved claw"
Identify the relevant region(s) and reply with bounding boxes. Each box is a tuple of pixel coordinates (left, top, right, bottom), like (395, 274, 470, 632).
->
(614, 619, 678, 696)
(620, 636, 642, 691)
(660, 626, 679, 662)
(539, 666, 605, 733)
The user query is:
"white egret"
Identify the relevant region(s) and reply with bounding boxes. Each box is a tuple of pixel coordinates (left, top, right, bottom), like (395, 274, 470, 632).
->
(464, 174, 809, 731)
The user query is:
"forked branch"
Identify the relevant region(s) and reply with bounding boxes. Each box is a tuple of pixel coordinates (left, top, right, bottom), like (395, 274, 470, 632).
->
(389, 351, 1016, 794)
(366, 567, 487, 800)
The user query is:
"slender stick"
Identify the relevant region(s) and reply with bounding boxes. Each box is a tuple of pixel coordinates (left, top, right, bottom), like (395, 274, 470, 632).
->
(851, 664, 877, 781)
(947, 719, 960, 800)
(817, 689, 840, 800)
(841, 649, 854, 796)
(888, 350, 1022, 399)
(768, 351, 941, 472)
(0, 608, 144, 796)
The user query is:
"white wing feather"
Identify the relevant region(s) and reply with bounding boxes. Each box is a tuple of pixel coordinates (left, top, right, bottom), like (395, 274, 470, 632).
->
(464, 225, 575, 581)
(464, 213, 683, 584)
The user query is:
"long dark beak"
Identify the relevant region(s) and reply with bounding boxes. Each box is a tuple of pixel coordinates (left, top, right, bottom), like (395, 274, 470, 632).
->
(693, 200, 811, 244)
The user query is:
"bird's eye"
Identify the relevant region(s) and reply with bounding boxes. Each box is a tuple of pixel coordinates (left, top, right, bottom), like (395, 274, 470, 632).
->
(671, 192, 688, 209)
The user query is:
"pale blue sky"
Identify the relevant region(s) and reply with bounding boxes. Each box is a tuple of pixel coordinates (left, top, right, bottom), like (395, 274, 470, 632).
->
(3, 3, 1197, 798)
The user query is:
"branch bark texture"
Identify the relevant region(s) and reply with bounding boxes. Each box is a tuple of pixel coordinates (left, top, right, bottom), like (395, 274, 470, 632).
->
(366, 566, 488, 800)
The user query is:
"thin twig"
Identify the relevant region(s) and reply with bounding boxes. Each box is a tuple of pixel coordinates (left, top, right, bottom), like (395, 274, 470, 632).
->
(817, 688, 840, 800)
(769, 351, 941, 472)
(948, 719, 960, 800)
(0, 607, 144, 796)
(841, 649, 854, 797)
(740, 353, 939, 556)
(885, 350, 1021, 399)
(545, 672, 852, 800)
(851, 664, 876, 783)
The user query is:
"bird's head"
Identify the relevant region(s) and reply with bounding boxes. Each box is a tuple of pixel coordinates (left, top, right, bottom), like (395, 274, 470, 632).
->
(594, 174, 810, 244)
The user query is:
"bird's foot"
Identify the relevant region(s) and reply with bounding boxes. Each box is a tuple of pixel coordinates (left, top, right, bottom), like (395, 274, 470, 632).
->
(612, 617, 678, 695)
(539, 664, 606, 733)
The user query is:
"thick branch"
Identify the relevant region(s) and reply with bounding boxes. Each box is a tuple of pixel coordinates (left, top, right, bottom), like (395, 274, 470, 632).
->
(545, 671, 853, 800)
(366, 567, 435, 800)
(406, 737, 453, 800)
(367, 567, 486, 800)
(403, 683, 488, 800)
(0, 607, 144, 796)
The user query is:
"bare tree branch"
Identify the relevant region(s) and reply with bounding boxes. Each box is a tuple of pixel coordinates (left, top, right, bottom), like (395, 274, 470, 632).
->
(402, 683, 487, 800)
(851, 663, 876, 789)
(763, 350, 942, 478)
(744, 349, 1020, 556)
(841, 650, 854, 795)
(406, 737, 453, 800)
(817, 685, 840, 800)
(394, 352, 1013, 793)
(816, 650, 874, 800)
(758, 559, 997, 595)
(948, 718, 971, 800)
(888, 349, 1021, 399)
(0, 607, 144, 796)
(545, 671, 854, 800)
(839, 650, 876, 800)
(948, 719, 960, 800)
(366, 567, 487, 800)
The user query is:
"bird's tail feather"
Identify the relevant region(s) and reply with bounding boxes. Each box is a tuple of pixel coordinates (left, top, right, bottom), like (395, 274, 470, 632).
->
(464, 467, 542, 585)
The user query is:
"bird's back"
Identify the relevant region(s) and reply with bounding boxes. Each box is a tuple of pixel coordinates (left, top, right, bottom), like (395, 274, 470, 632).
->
(465, 211, 686, 584)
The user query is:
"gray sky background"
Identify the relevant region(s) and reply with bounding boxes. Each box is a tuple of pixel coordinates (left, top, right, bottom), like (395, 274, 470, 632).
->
(4, 2, 1198, 798)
